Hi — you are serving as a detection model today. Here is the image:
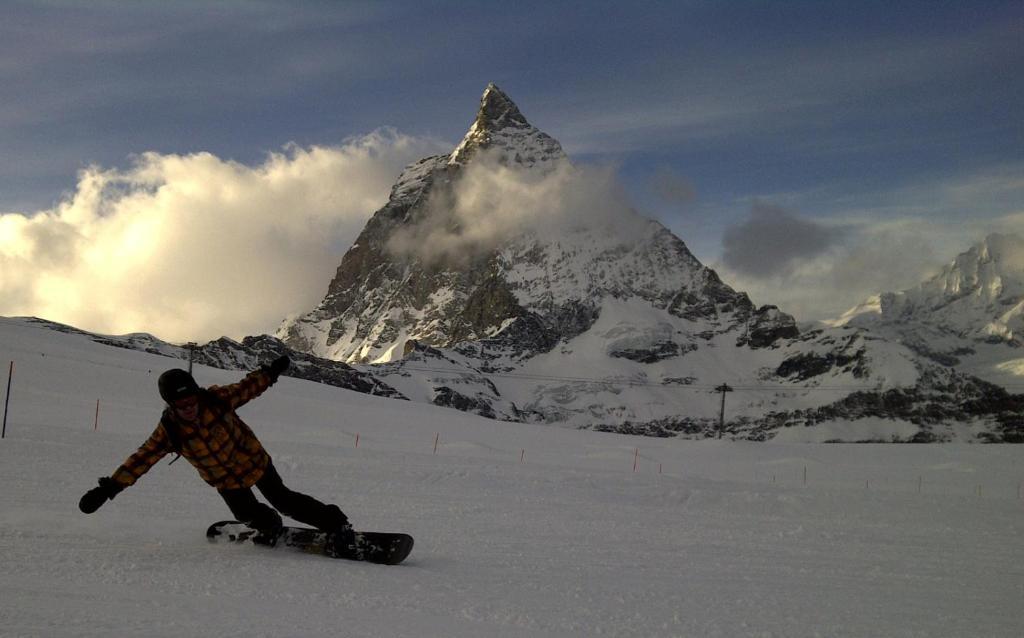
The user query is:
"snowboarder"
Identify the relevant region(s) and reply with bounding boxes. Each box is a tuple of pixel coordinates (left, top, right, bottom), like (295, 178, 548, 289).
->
(78, 356, 353, 548)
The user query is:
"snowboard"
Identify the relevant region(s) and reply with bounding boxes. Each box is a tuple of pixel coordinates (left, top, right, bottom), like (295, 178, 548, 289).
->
(206, 520, 414, 565)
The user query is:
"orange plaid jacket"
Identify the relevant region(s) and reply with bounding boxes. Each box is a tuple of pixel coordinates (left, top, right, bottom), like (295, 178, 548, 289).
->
(111, 369, 276, 491)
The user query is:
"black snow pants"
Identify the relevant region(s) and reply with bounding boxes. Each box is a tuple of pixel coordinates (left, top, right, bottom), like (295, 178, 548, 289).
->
(218, 463, 348, 534)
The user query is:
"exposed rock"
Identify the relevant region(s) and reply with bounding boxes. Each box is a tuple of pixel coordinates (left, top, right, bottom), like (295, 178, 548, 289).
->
(432, 386, 497, 419)
(609, 341, 684, 364)
(776, 350, 869, 381)
(743, 305, 801, 349)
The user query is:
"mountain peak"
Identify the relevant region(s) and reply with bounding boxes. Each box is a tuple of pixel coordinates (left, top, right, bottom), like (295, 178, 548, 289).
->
(976, 232, 1024, 268)
(448, 83, 565, 167)
(476, 83, 530, 130)
(935, 232, 1024, 297)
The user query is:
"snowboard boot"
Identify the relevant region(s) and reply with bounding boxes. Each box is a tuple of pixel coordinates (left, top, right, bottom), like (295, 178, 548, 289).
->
(326, 524, 358, 559)
(323, 505, 357, 558)
(248, 506, 283, 547)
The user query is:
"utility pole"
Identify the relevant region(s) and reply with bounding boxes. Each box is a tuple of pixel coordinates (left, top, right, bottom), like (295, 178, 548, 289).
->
(186, 342, 197, 374)
(715, 383, 733, 439)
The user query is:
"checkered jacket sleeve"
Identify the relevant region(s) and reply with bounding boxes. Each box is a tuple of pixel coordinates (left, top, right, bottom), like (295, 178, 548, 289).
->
(110, 423, 172, 488)
(209, 368, 276, 410)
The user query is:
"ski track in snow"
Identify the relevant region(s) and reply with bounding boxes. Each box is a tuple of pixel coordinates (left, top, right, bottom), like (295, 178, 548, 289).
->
(1, 320, 1023, 637)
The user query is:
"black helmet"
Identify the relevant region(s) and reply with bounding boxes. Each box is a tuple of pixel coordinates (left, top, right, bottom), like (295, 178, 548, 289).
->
(158, 369, 200, 403)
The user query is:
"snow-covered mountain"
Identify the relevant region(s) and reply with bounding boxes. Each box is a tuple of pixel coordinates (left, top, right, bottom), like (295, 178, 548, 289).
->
(270, 84, 1022, 442)
(278, 84, 794, 363)
(832, 233, 1024, 388)
(5, 86, 1015, 442)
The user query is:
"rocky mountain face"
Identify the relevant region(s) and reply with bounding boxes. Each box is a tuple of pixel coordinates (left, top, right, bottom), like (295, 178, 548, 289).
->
(278, 84, 797, 365)
(833, 233, 1024, 389)
(270, 85, 1021, 442)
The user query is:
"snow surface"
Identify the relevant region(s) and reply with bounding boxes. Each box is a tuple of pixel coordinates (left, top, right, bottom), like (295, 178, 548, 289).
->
(1, 318, 1023, 637)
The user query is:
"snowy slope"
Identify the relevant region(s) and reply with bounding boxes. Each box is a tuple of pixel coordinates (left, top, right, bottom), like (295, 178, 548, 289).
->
(2, 315, 1023, 637)
(363, 297, 1019, 442)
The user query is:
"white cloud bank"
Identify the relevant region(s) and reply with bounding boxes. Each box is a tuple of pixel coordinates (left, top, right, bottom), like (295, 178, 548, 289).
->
(387, 152, 643, 265)
(716, 212, 1024, 323)
(715, 164, 1024, 323)
(0, 129, 448, 342)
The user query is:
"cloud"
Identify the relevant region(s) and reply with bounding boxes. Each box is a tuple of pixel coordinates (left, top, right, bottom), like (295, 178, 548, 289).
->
(715, 216, 979, 322)
(387, 152, 643, 265)
(711, 158, 1024, 323)
(829, 231, 937, 295)
(721, 202, 847, 278)
(0, 129, 448, 342)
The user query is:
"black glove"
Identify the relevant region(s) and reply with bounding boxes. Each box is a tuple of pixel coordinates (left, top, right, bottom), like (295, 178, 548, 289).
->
(267, 355, 290, 380)
(78, 477, 123, 514)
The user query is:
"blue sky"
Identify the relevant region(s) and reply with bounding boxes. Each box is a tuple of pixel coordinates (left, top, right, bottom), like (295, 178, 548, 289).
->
(1, 1, 1022, 339)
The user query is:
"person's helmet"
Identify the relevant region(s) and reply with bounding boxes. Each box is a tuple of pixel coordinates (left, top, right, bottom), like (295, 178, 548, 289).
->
(158, 369, 200, 403)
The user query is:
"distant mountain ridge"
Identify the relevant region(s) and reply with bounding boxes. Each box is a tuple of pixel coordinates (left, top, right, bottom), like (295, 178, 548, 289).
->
(832, 233, 1024, 387)
(11, 317, 404, 399)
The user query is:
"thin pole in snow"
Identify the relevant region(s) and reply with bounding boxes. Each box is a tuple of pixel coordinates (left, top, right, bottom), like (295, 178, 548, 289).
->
(715, 384, 733, 439)
(94, 400, 100, 431)
(2, 361, 13, 439)
(433, 432, 439, 455)
(355, 433, 360, 448)
(633, 447, 639, 473)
